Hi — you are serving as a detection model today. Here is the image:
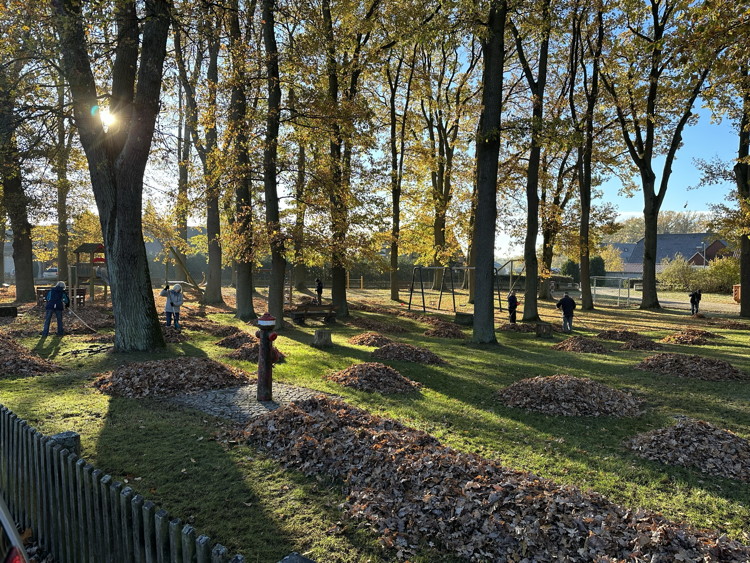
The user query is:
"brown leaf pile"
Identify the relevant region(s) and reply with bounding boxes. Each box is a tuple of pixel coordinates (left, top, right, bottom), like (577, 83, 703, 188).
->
(497, 375, 643, 417)
(162, 326, 189, 343)
(93, 357, 254, 398)
(226, 342, 285, 363)
(628, 418, 750, 482)
(215, 332, 258, 348)
(325, 362, 421, 394)
(372, 343, 446, 365)
(660, 331, 709, 345)
(619, 338, 663, 351)
(348, 332, 394, 347)
(245, 397, 750, 561)
(597, 329, 642, 341)
(710, 319, 750, 330)
(424, 321, 465, 339)
(346, 316, 407, 334)
(182, 318, 243, 337)
(497, 323, 537, 333)
(552, 336, 608, 354)
(0, 333, 60, 377)
(636, 353, 746, 381)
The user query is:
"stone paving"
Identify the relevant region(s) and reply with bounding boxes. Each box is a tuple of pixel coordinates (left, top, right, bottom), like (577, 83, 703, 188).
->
(168, 382, 328, 424)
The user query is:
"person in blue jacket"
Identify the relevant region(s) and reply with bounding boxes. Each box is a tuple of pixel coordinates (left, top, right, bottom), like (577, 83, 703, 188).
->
(42, 281, 70, 337)
(507, 291, 518, 324)
(160, 283, 185, 330)
(556, 291, 576, 333)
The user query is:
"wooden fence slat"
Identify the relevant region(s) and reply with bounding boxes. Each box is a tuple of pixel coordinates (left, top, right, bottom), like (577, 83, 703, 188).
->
(210, 544, 229, 563)
(132, 494, 145, 563)
(84, 465, 97, 561)
(10, 413, 19, 515)
(90, 468, 104, 561)
(65, 453, 80, 563)
(45, 442, 60, 558)
(58, 449, 73, 563)
(168, 519, 183, 563)
(31, 430, 43, 551)
(99, 475, 114, 563)
(19, 421, 29, 529)
(154, 509, 170, 563)
(51, 444, 66, 562)
(120, 486, 135, 563)
(0, 409, 7, 494)
(75, 458, 88, 562)
(110, 481, 124, 562)
(181, 525, 196, 563)
(142, 500, 157, 563)
(195, 535, 211, 563)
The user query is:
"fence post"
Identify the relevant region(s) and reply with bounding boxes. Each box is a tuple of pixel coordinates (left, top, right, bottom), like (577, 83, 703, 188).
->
(132, 494, 145, 563)
(143, 500, 157, 563)
(169, 518, 183, 563)
(120, 487, 135, 563)
(182, 525, 197, 563)
(196, 535, 211, 563)
(100, 475, 114, 563)
(154, 509, 170, 563)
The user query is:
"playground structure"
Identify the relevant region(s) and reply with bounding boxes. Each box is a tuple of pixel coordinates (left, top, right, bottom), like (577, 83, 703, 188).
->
(68, 243, 110, 305)
(407, 261, 526, 314)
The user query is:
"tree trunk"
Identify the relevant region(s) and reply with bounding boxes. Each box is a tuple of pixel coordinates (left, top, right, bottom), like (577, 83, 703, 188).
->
(53, 0, 170, 351)
(641, 189, 661, 309)
(0, 217, 5, 286)
(538, 230, 554, 300)
(55, 79, 71, 283)
(176, 85, 190, 282)
(735, 68, 750, 317)
(472, 0, 506, 344)
(263, 0, 287, 324)
(290, 89, 308, 292)
(2, 145, 35, 302)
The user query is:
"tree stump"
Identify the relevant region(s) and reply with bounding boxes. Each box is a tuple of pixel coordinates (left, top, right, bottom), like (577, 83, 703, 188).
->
(535, 323, 553, 338)
(311, 329, 333, 348)
(0, 306, 17, 318)
(454, 312, 473, 326)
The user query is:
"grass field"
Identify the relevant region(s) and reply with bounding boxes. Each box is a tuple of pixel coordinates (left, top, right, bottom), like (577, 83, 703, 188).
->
(1, 288, 749, 562)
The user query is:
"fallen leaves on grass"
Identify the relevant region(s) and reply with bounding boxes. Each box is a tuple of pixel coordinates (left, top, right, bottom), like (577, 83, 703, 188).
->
(182, 318, 243, 337)
(597, 329, 642, 341)
(162, 326, 189, 343)
(619, 338, 663, 351)
(372, 342, 446, 365)
(424, 321, 465, 339)
(710, 319, 750, 330)
(497, 323, 537, 333)
(628, 418, 750, 482)
(552, 336, 608, 354)
(346, 316, 407, 334)
(0, 333, 60, 377)
(347, 332, 393, 347)
(497, 374, 643, 417)
(325, 362, 421, 394)
(93, 357, 254, 398)
(226, 342, 285, 363)
(244, 397, 750, 562)
(660, 330, 710, 345)
(215, 332, 258, 348)
(635, 353, 747, 381)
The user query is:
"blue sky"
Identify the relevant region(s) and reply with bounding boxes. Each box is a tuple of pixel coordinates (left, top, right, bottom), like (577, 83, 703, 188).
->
(602, 110, 738, 218)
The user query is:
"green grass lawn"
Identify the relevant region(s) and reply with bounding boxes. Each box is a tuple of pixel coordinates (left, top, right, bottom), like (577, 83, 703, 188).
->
(1, 290, 749, 562)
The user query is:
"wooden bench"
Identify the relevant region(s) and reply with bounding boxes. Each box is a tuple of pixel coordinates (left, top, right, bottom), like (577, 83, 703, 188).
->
(36, 287, 87, 307)
(289, 304, 337, 325)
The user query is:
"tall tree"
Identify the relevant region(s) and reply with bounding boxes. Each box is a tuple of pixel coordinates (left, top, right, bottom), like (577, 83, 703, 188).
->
(53, 0, 171, 351)
(600, 0, 718, 309)
(472, 0, 507, 343)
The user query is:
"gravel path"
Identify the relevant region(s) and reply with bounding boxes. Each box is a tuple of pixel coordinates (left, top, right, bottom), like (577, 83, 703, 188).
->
(168, 382, 329, 423)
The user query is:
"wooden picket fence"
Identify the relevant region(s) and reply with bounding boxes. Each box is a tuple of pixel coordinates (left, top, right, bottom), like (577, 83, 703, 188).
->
(0, 406, 245, 563)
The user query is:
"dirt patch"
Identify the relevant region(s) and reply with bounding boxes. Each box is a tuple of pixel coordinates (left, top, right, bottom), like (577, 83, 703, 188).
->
(215, 332, 258, 348)
(325, 362, 421, 394)
(372, 342, 446, 365)
(424, 321, 465, 339)
(635, 353, 747, 381)
(0, 333, 61, 377)
(348, 332, 394, 347)
(497, 374, 642, 417)
(619, 338, 663, 351)
(628, 418, 750, 482)
(345, 316, 407, 334)
(226, 342, 285, 363)
(93, 357, 254, 398)
(552, 336, 608, 354)
(597, 329, 641, 341)
(244, 397, 750, 562)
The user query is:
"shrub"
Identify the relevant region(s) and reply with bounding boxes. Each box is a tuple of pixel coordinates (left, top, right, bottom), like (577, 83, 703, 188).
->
(590, 256, 606, 277)
(560, 259, 580, 283)
(695, 256, 739, 294)
(657, 254, 698, 291)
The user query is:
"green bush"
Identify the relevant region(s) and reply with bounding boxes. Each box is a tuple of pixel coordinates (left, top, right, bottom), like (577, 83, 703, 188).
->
(590, 256, 606, 277)
(695, 256, 740, 294)
(560, 259, 580, 283)
(657, 254, 698, 291)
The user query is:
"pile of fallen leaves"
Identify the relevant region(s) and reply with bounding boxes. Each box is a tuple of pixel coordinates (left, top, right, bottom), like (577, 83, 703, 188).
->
(348, 332, 394, 347)
(215, 331, 258, 348)
(597, 329, 642, 341)
(497, 374, 642, 417)
(93, 357, 254, 398)
(497, 323, 536, 333)
(619, 338, 663, 351)
(325, 362, 421, 394)
(424, 320, 465, 339)
(372, 342, 446, 365)
(710, 319, 750, 330)
(162, 326, 189, 343)
(346, 316, 407, 334)
(182, 318, 243, 337)
(226, 342, 285, 363)
(552, 336, 608, 354)
(244, 397, 750, 561)
(660, 331, 709, 345)
(628, 418, 750, 482)
(0, 333, 60, 377)
(636, 353, 747, 381)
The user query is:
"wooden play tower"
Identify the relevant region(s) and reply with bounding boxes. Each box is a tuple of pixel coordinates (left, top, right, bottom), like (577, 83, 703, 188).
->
(70, 243, 110, 304)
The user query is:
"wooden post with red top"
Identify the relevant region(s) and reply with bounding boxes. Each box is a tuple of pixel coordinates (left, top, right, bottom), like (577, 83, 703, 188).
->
(256, 313, 277, 401)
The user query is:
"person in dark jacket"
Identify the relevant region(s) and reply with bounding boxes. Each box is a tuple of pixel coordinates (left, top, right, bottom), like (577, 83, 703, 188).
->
(507, 291, 518, 324)
(689, 289, 702, 315)
(315, 278, 323, 305)
(556, 291, 576, 333)
(42, 281, 70, 337)
(160, 284, 185, 329)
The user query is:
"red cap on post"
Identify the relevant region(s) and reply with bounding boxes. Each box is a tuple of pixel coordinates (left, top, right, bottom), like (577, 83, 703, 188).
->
(258, 313, 276, 328)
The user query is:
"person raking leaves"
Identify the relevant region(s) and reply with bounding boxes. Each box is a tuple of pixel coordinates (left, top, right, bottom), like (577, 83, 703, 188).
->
(160, 283, 184, 330)
(41, 281, 70, 337)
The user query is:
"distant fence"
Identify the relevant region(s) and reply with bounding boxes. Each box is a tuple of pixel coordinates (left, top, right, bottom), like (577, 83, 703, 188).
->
(0, 406, 245, 563)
